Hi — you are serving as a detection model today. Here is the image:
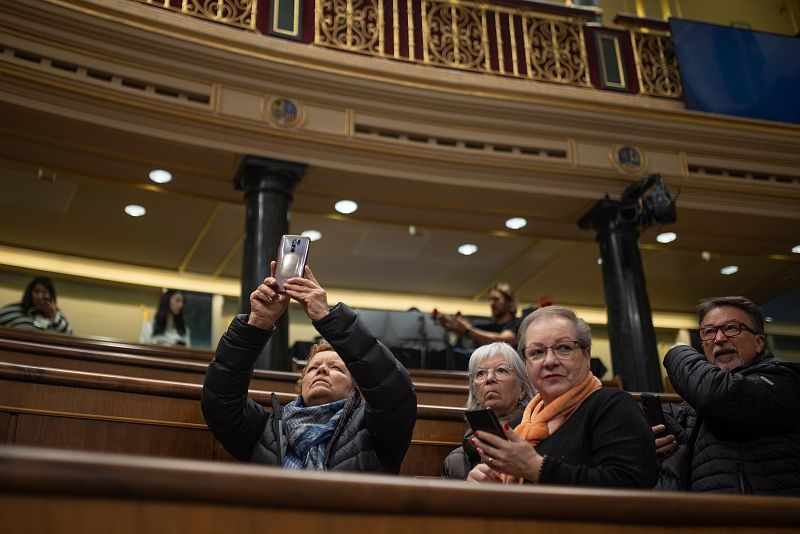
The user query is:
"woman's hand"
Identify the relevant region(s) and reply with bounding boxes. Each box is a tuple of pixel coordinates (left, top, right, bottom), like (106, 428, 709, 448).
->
(652, 425, 678, 458)
(283, 266, 329, 321)
(472, 424, 544, 482)
(34, 296, 58, 320)
(466, 463, 502, 484)
(247, 262, 290, 330)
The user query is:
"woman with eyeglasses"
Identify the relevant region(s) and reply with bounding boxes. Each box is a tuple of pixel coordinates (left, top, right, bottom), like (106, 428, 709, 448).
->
(466, 306, 657, 488)
(442, 342, 536, 479)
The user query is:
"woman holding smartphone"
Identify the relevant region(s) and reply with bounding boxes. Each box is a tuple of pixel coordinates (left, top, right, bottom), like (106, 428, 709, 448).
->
(202, 263, 416, 473)
(442, 342, 535, 479)
(467, 306, 657, 488)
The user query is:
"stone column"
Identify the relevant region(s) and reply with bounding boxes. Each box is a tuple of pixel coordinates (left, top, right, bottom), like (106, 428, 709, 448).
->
(579, 197, 663, 392)
(234, 156, 306, 370)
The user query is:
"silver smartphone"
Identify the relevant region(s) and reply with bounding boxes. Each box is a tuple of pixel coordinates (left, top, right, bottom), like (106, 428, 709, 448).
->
(275, 235, 310, 292)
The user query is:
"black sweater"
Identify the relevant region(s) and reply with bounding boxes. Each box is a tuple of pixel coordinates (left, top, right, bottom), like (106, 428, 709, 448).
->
(536, 388, 658, 488)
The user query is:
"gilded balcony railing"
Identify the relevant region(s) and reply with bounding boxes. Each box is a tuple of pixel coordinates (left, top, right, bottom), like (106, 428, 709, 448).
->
(630, 30, 682, 98)
(134, 0, 257, 31)
(315, 0, 592, 88)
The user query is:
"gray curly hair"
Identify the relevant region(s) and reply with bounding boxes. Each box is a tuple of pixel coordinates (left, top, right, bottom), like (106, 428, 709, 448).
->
(466, 342, 536, 411)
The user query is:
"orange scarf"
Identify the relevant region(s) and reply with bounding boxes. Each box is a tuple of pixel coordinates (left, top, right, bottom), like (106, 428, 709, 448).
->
(501, 372, 602, 484)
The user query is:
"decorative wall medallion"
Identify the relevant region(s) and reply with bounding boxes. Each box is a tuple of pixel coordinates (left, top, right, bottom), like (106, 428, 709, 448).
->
(611, 145, 648, 174)
(264, 97, 304, 128)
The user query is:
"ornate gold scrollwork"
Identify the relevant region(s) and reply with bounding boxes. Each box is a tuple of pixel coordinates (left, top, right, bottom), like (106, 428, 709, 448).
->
(316, 0, 382, 55)
(423, 1, 487, 70)
(632, 32, 683, 98)
(134, 0, 256, 30)
(523, 16, 590, 86)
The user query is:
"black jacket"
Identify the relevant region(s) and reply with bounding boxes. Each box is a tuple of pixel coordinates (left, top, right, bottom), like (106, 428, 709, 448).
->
(201, 303, 417, 473)
(658, 345, 800, 495)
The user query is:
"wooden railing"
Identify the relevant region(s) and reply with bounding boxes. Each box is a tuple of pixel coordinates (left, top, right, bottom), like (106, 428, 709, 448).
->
(2, 446, 798, 533)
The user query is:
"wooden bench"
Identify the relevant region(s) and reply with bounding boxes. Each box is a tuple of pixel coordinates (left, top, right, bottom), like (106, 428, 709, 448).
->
(1, 445, 798, 533)
(0, 328, 469, 407)
(0, 362, 464, 476)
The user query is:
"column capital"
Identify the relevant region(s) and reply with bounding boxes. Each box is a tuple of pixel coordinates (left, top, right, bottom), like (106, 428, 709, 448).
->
(234, 156, 307, 196)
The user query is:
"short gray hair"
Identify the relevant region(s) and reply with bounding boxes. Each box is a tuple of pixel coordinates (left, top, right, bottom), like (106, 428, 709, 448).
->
(466, 342, 536, 411)
(696, 296, 765, 334)
(516, 306, 592, 356)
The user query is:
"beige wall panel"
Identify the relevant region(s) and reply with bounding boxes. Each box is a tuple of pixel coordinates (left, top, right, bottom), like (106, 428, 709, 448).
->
(301, 106, 348, 136)
(217, 87, 263, 121)
(575, 142, 617, 171)
(647, 150, 683, 177)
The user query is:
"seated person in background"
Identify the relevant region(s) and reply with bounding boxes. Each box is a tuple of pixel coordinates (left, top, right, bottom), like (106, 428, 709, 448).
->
(467, 306, 657, 488)
(0, 276, 72, 334)
(654, 296, 800, 495)
(140, 289, 190, 347)
(434, 283, 522, 347)
(442, 342, 535, 479)
(202, 264, 417, 473)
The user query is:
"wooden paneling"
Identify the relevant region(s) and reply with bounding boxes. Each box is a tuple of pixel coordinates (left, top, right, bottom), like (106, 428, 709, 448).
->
(1, 446, 798, 534)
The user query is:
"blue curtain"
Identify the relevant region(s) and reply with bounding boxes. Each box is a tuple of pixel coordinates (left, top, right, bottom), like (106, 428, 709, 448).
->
(669, 18, 800, 125)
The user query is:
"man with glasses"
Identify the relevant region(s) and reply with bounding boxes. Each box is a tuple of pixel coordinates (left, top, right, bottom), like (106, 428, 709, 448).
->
(655, 296, 800, 495)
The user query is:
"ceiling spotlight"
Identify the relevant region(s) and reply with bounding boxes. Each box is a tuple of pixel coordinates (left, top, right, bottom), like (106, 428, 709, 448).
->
(505, 217, 527, 230)
(301, 230, 322, 241)
(124, 204, 146, 217)
(765, 316, 774, 323)
(458, 243, 478, 256)
(597, 257, 603, 265)
(701, 251, 711, 261)
(720, 265, 739, 275)
(149, 169, 172, 184)
(656, 231, 677, 244)
(792, 245, 800, 254)
(334, 200, 358, 214)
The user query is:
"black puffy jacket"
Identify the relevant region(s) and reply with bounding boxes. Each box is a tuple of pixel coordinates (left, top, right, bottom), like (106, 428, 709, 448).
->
(201, 303, 417, 473)
(658, 345, 800, 495)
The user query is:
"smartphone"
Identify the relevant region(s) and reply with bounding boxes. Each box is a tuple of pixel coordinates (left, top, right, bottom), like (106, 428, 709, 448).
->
(640, 393, 666, 438)
(464, 408, 507, 440)
(275, 235, 310, 292)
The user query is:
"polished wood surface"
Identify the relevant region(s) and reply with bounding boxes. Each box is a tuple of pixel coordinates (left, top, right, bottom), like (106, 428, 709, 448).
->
(0, 362, 464, 475)
(1, 446, 798, 534)
(0, 327, 469, 407)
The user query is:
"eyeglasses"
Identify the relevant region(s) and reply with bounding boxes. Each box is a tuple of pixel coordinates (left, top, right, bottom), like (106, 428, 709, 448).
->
(473, 365, 514, 384)
(699, 320, 758, 341)
(523, 340, 583, 362)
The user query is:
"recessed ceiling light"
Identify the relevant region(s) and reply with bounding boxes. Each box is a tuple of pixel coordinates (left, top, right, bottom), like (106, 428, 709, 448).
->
(124, 204, 146, 217)
(656, 231, 677, 243)
(149, 169, 172, 184)
(458, 243, 478, 256)
(597, 257, 603, 265)
(505, 217, 527, 230)
(701, 251, 711, 261)
(301, 230, 322, 241)
(720, 265, 739, 275)
(334, 200, 358, 214)
(792, 244, 800, 254)
(765, 316, 774, 323)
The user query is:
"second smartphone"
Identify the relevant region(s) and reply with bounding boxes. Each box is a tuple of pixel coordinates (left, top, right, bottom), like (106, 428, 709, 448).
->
(275, 235, 310, 292)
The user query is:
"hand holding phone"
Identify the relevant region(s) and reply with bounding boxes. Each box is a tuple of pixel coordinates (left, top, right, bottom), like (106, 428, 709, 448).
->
(640, 393, 667, 438)
(464, 408, 507, 440)
(275, 235, 310, 292)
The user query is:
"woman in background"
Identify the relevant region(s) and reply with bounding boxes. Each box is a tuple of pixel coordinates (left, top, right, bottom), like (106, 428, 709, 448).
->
(140, 289, 190, 347)
(0, 276, 72, 334)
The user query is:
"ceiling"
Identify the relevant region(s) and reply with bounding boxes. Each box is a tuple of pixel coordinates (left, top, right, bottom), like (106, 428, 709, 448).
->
(1, 101, 799, 320)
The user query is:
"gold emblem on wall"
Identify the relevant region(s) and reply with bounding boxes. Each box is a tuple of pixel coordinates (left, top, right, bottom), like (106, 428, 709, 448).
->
(263, 97, 305, 128)
(610, 145, 649, 174)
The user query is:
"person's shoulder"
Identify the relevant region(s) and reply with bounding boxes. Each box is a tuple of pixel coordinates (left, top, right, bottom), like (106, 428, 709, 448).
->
(0, 302, 23, 314)
(588, 387, 639, 409)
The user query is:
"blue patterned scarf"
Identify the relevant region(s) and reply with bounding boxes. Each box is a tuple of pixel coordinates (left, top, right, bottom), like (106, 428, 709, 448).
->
(282, 395, 347, 470)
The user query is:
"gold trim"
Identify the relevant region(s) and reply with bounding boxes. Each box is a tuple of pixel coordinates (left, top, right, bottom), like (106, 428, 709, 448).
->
(178, 203, 223, 273)
(261, 95, 306, 128)
(0, 405, 208, 430)
(407, 0, 415, 60)
(378, 0, 385, 56)
(508, 12, 519, 77)
(596, 33, 627, 89)
(271, 0, 301, 37)
(13, 3, 798, 138)
(659, 0, 672, 20)
(634, 0, 646, 18)
(421, 1, 429, 63)
(481, 8, 490, 73)
(678, 151, 689, 178)
(393, 0, 400, 59)
(609, 144, 650, 175)
(494, 11, 504, 75)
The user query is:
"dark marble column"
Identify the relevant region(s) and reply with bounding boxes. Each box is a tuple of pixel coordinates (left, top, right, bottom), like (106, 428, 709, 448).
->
(579, 197, 663, 392)
(234, 156, 306, 370)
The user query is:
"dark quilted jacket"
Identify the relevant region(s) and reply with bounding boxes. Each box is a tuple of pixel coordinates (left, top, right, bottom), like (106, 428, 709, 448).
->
(657, 345, 800, 495)
(202, 303, 417, 473)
